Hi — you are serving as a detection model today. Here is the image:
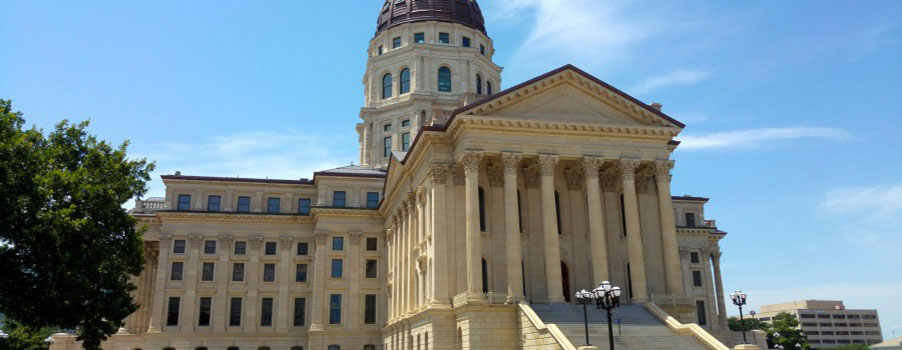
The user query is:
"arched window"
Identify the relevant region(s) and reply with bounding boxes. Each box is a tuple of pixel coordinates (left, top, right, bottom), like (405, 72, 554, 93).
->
(400, 68, 411, 94)
(481, 258, 489, 293)
(487, 81, 493, 94)
(438, 66, 452, 92)
(555, 191, 562, 235)
(327, 346, 340, 350)
(382, 73, 393, 99)
(363, 346, 376, 350)
(476, 74, 483, 95)
(478, 187, 486, 232)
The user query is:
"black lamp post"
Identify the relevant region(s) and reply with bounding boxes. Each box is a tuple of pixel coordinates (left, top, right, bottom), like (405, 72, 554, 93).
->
(730, 290, 749, 344)
(575, 289, 595, 347)
(593, 281, 622, 350)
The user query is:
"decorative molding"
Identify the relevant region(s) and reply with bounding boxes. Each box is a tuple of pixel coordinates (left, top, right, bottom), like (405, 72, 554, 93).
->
(619, 159, 641, 182)
(458, 151, 483, 175)
(314, 230, 330, 245)
(144, 241, 159, 266)
(501, 152, 523, 176)
(537, 154, 560, 176)
(188, 234, 203, 248)
(601, 168, 618, 192)
(249, 235, 264, 248)
(636, 172, 656, 194)
(523, 161, 540, 188)
(279, 235, 294, 246)
(428, 164, 450, 185)
(218, 235, 235, 249)
(582, 157, 603, 179)
(349, 230, 363, 244)
(487, 162, 504, 187)
(654, 160, 675, 183)
(159, 233, 174, 243)
(564, 167, 583, 190)
(678, 247, 690, 258)
(452, 164, 466, 185)
(154, 211, 314, 223)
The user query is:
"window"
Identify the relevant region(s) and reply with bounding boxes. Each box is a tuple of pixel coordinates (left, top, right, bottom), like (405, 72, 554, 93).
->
(377, 45, 383, 55)
(166, 297, 180, 326)
(202, 262, 215, 281)
(172, 239, 186, 254)
(333, 191, 346, 207)
(696, 300, 707, 325)
(692, 271, 703, 287)
(480, 44, 485, 55)
(329, 294, 342, 324)
(439, 32, 449, 44)
(171, 262, 183, 281)
(384, 123, 392, 132)
(382, 73, 393, 99)
(690, 252, 700, 264)
(263, 263, 276, 282)
(298, 198, 311, 216)
(367, 192, 380, 209)
(481, 259, 489, 293)
(232, 263, 245, 282)
(267, 197, 280, 213)
(685, 213, 696, 227)
(392, 36, 401, 48)
(204, 240, 216, 254)
(365, 259, 378, 279)
(229, 297, 242, 326)
(265, 242, 277, 255)
(517, 190, 523, 233)
(462, 36, 471, 47)
(366, 237, 378, 251)
(555, 191, 562, 235)
(401, 119, 410, 127)
(237, 196, 251, 213)
(234, 241, 247, 255)
(476, 74, 482, 95)
(333, 237, 344, 251)
(401, 132, 410, 151)
(400, 68, 411, 94)
(478, 187, 486, 231)
(331, 259, 343, 278)
(260, 298, 273, 326)
(486, 81, 493, 94)
(364, 346, 376, 350)
(438, 67, 452, 92)
(198, 297, 212, 326)
(297, 242, 309, 255)
(207, 196, 221, 212)
(620, 193, 627, 236)
(414, 32, 425, 43)
(295, 264, 308, 282)
(383, 136, 392, 157)
(177, 194, 191, 211)
(328, 346, 340, 350)
(364, 294, 377, 324)
(293, 298, 306, 326)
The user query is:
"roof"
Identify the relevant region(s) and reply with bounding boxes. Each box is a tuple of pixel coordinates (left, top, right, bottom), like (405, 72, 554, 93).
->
(313, 165, 387, 179)
(376, 0, 486, 35)
(672, 195, 710, 202)
(871, 337, 902, 349)
(142, 197, 165, 202)
(160, 175, 314, 185)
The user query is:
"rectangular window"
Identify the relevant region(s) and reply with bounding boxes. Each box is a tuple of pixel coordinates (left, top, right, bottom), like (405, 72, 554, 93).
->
(263, 263, 276, 282)
(198, 297, 212, 326)
(234, 241, 246, 255)
(685, 213, 696, 227)
(690, 252, 700, 264)
(170, 262, 184, 281)
(295, 264, 308, 282)
(265, 241, 277, 255)
(331, 259, 343, 278)
(392, 36, 401, 48)
(333, 237, 344, 251)
(207, 195, 221, 212)
(203, 240, 216, 254)
(177, 194, 191, 211)
(329, 294, 342, 324)
(378, 45, 383, 55)
(692, 270, 703, 287)
(237, 196, 251, 213)
(365, 294, 377, 324)
(366, 237, 378, 251)
(293, 298, 306, 326)
(439, 32, 449, 44)
(384, 123, 392, 131)
(401, 132, 411, 151)
(166, 297, 180, 326)
(462, 36, 471, 47)
(333, 191, 346, 207)
(201, 262, 215, 281)
(232, 263, 245, 282)
(384, 136, 392, 157)
(260, 298, 273, 326)
(367, 192, 380, 209)
(696, 300, 707, 325)
(229, 297, 242, 326)
(480, 44, 485, 55)
(401, 119, 410, 127)
(414, 32, 425, 43)
(365, 259, 378, 279)
(297, 242, 309, 255)
(298, 198, 311, 216)
(173, 239, 186, 254)
(267, 197, 280, 213)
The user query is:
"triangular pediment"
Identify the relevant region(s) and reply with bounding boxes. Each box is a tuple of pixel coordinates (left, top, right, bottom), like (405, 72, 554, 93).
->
(490, 83, 648, 126)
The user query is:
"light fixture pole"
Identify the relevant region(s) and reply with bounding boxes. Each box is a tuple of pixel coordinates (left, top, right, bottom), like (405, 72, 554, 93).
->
(593, 281, 622, 350)
(730, 290, 749, 344)
(575, 289, 595, 347)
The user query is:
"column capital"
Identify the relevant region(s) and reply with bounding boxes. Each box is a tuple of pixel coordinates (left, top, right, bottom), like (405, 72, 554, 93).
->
(249, 235, 264, 248)
(144, 241, 160, 265)
(279, 235, 294, 246)
(406, 194, 417, 211)
(523, 162, 541, 188)
(537, 154, 560, 176)
(188, 234, 203, 248)
(487, 163, 504, 187)
(314, 230, 330, 245)
(653, 160, 675, 182)
(679, 247, 691, 258)
(582, 157, 603, 179)
(501, 152, 524, 175)
(349, 230, 363, 244)
(159, 234, 174, 244)
(218, 235, 235, 249)
(458, 151, 483, 174)
(711, 249, 723, 261)
(619, 158, 641, 181)
(564, 167, 583, 190)
(428, 164, 450, 185)
(601, 168, 618, 192)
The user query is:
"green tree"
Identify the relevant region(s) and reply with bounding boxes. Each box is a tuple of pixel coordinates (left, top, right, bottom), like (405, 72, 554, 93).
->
(728, 316, 770, 332)
(0, 318, 55, 350)
(0, 100, 155, 350)
(767, 312, 811, 350)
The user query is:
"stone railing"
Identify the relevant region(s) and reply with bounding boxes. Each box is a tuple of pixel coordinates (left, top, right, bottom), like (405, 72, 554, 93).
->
(645, 302, 730, 350)
(518, 304, 574, 350)
(451, 291, 510, 307)
(651, 294, 696, 306)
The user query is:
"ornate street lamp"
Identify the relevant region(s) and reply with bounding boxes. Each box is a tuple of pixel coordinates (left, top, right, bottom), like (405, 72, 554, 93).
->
(593, 281, 622, 350)
(575, 289, 596, 347)
(775, 345, 784, 350)
(730, 290, 749, 344)
(795, 343, 803, 349)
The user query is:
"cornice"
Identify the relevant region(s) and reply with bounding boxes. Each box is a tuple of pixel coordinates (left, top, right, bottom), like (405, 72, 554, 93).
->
(447, 116, 679, 141)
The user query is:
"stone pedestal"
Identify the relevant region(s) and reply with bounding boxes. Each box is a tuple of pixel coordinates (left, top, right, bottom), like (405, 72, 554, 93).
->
(734, 344, 762, 350)
(578, 346, 600, 350)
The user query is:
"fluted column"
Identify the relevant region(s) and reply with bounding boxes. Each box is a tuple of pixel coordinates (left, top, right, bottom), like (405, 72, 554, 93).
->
(539, 155, 565, 303)
(428, 164, 450, 305)
(620, 159, 648, 301)
(416, 194, 425, 307)
(399, 206, 409, 315)
(655, 160, 684, 296)
(583, 157, 610, 284)
(213, 235, 233, 332)
(309, 230, 330, 331)
(180, 234, 203, 332)
(406, 197, 417, 310)
(276, 236, 293, 332)
(148, 234, 172, 332)
(459, 151, 483, 294)
(348, 231, 363, 329)
(386, 229, 395, 321)
(712, 250, 728, 328)
(501, 153, 525, 302)
(701, 247, 717, 326)
(244, 236, 263, 333)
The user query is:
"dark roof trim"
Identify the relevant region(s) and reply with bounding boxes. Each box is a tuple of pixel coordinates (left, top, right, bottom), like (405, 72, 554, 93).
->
(161, 175, 313, 185)
(672, 196, 710, 202)
(668, 140, 681, 146)
(312, 171, 386, 179)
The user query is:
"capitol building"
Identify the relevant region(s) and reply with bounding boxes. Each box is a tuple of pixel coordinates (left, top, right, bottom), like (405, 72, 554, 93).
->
(52, 0, 743, 349)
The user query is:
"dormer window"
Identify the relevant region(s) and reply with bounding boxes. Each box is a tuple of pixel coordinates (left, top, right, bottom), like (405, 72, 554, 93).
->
(685, 213, 697, 227)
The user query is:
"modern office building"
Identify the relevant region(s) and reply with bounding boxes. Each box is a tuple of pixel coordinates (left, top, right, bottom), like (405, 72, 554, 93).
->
(752, 300, 883, 349)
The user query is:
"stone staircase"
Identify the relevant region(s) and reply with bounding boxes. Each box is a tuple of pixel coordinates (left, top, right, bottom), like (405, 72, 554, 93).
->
(530, 303, 712, 350)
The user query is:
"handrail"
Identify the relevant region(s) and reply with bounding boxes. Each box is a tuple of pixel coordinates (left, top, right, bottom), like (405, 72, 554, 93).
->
(518, 304, 577, 350)
(645, 302, 730, 350)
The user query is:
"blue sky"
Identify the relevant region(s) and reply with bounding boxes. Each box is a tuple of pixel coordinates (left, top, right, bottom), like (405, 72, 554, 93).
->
(2, 0, 901, 339)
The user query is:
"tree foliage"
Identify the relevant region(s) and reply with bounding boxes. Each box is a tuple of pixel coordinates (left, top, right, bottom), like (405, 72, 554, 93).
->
(0, 100, 155, 350)
(0, 317, 55, 350)
(766, 312, 811, 350)
(728, 316, 769, 332)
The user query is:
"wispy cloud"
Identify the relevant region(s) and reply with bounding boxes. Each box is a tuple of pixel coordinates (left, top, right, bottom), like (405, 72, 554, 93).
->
(818, 184, 902, 250)
(633, 69, 711, 93)
(678, 127, 850, 150)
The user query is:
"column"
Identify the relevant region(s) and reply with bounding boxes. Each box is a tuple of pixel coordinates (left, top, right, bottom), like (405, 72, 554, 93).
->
(148, 234, 172, 332)
(428, 164, 450, 304)
(416, 193, 425, 307)
(245, 236, 263, 333)
(309, 230, 330, 331)
(701, 248, 717, 326)
(502, 153, 525, 302)
(678, 248, 692, 299)
(213, 235, 234, 332)
(394, 215, 403, 317)
(348, 231, 363, 329)
(712, 250, 729, 328)
(583, 157, 610, 285)
(459, 151, 483, 294)
(180, 234, 203, 332)
(399, 206, 409, 315)
(276, 236, 293, 332)
(538, 155, 565, 302)
(655, 160, 684, 296)
(620, 159, 649, 301)
(407, 197, 417, 310)
(386, 230, 395, 321)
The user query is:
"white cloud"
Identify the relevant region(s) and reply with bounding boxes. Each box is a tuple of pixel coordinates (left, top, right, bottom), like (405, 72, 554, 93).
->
(678, 127, 850, 150)
(818, 184, 902, 252)
(633, 69, 711, 93)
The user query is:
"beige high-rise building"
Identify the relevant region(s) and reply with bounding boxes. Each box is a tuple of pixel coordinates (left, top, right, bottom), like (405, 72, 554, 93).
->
(52, 1, 742, 349)
(751, 300, 883, 349)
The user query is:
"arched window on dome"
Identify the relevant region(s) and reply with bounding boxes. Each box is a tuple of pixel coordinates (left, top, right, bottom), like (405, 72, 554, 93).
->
(382, 73, 393, 99)
(476, 74, 483, 95)
(487, 81, 493, 95)
(400, 68, 411, 95)
(438, 66, 452, 92)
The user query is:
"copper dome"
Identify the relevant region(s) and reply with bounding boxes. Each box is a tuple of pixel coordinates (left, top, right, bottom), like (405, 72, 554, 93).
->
(376, 0, 487, 36)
